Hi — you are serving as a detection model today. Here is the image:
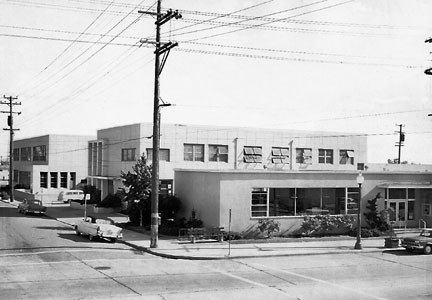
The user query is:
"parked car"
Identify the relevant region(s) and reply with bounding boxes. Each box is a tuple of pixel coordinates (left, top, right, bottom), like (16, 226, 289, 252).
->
(58, 190, 89, 203)
(18, 199, 47, 215)
(74, 216, 123, 243)
(401, 228, 432, 254)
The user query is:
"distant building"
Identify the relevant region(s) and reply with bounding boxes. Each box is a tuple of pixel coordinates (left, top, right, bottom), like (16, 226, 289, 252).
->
(13, 134, 95, 203)
(88, 123, 368, 199)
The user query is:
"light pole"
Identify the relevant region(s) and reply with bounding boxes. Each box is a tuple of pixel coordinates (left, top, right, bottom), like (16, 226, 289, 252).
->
(354, 172, 364, 250)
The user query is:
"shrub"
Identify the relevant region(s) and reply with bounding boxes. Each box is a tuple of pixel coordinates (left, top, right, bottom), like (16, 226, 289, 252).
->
(348, 227, 382, 238)
(96, 193, 122, 208)
(257, 219, 280, 238)
(301, 215, 354, 236)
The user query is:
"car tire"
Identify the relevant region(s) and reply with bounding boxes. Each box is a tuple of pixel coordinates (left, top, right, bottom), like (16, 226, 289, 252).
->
(405, 247, 415, 253)
(89, 235, 94, 241)
(18, 208, 21, 214)
(75, 226, 80, 236)
(424, 245, 432, 255)
(110, 238, 117, 243)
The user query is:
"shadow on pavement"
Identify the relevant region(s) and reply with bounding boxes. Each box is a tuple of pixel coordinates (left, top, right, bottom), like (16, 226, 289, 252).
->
(35, 226, 73, 231)
(382, 249, 424, 256)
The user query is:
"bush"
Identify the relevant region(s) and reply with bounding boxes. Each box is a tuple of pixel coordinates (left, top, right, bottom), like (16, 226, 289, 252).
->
(257, 219, 280, 238)
(301, 215, 354, 236)
(96, 194, 122, 208)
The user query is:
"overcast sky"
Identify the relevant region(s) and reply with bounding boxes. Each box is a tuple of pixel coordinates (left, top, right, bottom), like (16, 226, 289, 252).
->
(1, 0, 431, 164)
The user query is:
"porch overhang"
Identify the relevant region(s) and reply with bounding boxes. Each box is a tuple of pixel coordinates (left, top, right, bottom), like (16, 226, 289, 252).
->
(87, 175, 122, 181)
(377, 182, 432, 189)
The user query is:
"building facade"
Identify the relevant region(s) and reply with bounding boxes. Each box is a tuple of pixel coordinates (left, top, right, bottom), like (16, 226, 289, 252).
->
(13, 135, 94, 203)
(87, 123, 368, 199)
(174, 169, 432, 235)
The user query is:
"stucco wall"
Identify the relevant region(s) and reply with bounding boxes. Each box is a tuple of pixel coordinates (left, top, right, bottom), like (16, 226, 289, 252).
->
(175, 170, 432, 235)
(174, 171, 220, 228)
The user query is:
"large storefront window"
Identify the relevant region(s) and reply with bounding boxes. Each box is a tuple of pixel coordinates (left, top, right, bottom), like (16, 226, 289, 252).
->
(251, 187, 359, 217)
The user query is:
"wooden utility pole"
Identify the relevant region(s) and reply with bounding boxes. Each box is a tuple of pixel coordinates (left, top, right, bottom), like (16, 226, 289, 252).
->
(395, 124, 405, 164)
(139, 1, 181, 248)
(1, 95, 21, 202)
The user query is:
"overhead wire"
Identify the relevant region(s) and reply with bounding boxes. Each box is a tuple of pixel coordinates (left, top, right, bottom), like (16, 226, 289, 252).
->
(16, 0, 117, 96)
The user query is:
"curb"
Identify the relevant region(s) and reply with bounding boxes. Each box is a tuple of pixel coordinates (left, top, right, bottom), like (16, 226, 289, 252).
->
(120, 240, 388, 260)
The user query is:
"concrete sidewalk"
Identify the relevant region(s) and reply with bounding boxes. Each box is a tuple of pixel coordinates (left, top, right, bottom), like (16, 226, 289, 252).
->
(2, 199, 403, 260)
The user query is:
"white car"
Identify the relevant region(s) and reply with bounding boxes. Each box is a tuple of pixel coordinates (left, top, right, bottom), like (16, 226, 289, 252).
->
(74, 216, 123, 243)
(58, 190, 90, 203)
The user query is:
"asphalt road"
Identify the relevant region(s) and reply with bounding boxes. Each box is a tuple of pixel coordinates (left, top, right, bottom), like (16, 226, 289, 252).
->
(1, 201, 431, 300)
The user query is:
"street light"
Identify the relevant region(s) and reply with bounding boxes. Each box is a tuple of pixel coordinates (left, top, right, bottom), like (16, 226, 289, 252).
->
(354, 172, 364, 250)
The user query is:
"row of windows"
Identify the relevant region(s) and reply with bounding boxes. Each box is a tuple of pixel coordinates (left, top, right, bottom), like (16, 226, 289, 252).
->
(251, 187, 360, 218)
(121, 145, 229, 163)
(13, 145, 47, 162)
(245, 147, 354, 165)
(120, 145, 355, 165)
(40, 172, 76, 188)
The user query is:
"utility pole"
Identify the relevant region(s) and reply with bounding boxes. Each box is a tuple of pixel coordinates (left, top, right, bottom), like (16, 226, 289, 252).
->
(1, 95, 21, 202)
(395, 124, 405, 164)
(139, 1, 181, 248)
(425, 37, 432, 75)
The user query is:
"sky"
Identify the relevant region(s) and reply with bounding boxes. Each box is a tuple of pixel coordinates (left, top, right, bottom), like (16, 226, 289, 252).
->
(0, 0, 431, 164)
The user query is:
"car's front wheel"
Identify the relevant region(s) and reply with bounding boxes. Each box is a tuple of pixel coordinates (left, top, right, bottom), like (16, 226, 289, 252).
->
(405, 247, 415, 253)
(74, 226, 80, 236)
(110, 238, 117, 243)
(424, 245, 432, 255)
(89, 235, 94, 241)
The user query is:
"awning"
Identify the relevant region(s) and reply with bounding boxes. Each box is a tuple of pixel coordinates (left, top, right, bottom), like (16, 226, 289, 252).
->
(377, 182, 432, 189)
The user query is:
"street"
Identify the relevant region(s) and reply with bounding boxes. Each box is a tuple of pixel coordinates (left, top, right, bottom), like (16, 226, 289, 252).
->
(1, 201, 431, 300)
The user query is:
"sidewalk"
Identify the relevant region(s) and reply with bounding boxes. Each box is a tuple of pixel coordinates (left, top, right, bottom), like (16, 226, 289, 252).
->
(2, 199, 402, 260)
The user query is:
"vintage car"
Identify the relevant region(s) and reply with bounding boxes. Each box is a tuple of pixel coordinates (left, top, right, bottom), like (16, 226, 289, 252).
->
(74, 216, 123, 243)
(18, 199, 47, 215)
(401, 228, 432, 254)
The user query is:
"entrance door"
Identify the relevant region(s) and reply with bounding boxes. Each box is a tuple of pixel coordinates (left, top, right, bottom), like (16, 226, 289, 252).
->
(387, 200, 407, 227)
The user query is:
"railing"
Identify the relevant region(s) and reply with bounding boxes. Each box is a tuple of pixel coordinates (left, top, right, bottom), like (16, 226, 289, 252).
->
(419, 218, 426, 229)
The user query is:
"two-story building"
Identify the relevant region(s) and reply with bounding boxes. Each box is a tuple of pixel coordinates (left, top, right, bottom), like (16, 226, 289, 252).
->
(13, 134, 94, 202)
(87, 122, 368, 199)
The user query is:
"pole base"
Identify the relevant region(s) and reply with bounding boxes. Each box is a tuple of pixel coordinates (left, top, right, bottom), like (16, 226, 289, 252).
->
(354, 242, 362, 250)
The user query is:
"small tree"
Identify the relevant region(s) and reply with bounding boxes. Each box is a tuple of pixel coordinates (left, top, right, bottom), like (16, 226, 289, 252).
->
(364, 192, 389, 231)
(257, 219, 280, 238)
(121, 154, 152, 226)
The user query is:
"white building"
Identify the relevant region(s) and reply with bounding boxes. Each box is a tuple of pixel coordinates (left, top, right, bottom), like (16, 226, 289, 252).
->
(88, 123, 368, 199)
(13, 134, 94, 202)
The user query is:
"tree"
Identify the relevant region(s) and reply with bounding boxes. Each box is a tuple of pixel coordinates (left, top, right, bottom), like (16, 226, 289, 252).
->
(120, 154, 152, 226)
(363, 192, 389, 231)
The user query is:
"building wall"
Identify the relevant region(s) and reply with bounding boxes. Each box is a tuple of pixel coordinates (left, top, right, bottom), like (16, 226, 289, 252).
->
(91, 123, 368, 199)
(175, 170, 432, 235)
(13, 135, 94, 202)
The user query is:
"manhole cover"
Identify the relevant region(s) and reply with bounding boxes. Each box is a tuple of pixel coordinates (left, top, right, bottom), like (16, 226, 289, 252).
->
(94, 266, 111, 270)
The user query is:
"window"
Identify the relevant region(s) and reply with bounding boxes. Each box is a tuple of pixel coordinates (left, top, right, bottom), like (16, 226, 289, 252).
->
(271, 147, 289, 164)
(339, 150, 354, 165)
(146, 148, 170, 162)
(184, 144, 204, 162)
(318, 149, 333, 164)
(121, 148, 136, 161)
(296, 148, 312, 164)
(50, 172, 58, 188)
(209, 145, 228, 162)
(422, 204, 432, 217)
(251, 188, 268, 217)
(251, 187, 357, 217)
(13, 148, 20, 161)
(159, 179, 173, 197)
(60, 172, 68, 188)
(40, 172, 48, 188)
(20, 147, 31, 161)
(243, 146, 262, 163)
(33, 145, 47, 161)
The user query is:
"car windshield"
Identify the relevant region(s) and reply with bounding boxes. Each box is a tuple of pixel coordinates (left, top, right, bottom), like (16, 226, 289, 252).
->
(420, 230, 431, 237)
